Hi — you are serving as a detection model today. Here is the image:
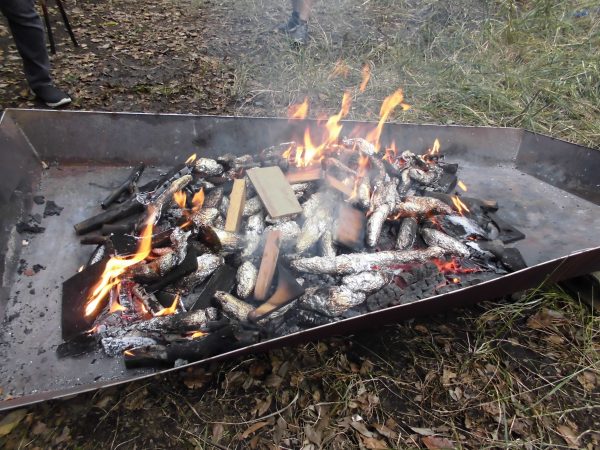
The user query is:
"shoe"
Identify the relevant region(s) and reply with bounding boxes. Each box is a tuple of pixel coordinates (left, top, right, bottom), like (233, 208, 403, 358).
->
(290, 22, 309, 46)
(277, 12, 300, 33)
(32, 85, 72, 108)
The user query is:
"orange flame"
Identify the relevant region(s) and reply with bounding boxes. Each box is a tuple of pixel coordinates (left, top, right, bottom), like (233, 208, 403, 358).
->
(359, 64, 371, 92)
(123, 350, 134, 356)
(185, 153, 197, 164)
(84, 208, 157, 318)
(366, 89, 410, 152)
(451, 195, 470, 215)
(383, 141, 398, 163)
(191, 188, 204, 210)
(154, 294, 180, 317)
(457, 181, 467, 192)
(350, 153, 370, 200)
(108, 286, 126, 314)
(187, 331, 207, 339)
(173, 191, 187, 209)
(288, 98, 309, 120)
(428, 139, 440, 156)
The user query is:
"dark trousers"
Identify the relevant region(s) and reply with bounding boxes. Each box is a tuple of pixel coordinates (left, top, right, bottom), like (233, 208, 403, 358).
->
(0, 0, 51, 90)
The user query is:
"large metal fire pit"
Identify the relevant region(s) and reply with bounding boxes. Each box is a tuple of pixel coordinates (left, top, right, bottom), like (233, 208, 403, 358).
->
(1, 109, 599, 412)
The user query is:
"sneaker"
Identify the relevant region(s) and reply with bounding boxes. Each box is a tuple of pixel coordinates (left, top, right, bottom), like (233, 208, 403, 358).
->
(32, 85, 72, 108)
(290, 22, 309, 46)
(277, 12, 300, 33)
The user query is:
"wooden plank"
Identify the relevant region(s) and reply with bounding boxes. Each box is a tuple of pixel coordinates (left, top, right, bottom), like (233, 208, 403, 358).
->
(333, 204, 366, 251)
(247, 167, 303, 219)
(248, 264, 305, 321)
(325, 174, 354, 197)
(224, 178, 246, 232)
(253, 230, 281, 301)
(285, 166, 323, 183)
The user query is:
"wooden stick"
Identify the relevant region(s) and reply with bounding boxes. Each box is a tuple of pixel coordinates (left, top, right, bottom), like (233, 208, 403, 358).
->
(225, 178, 246, 232)
(101, 163, 145, 209)
(247, 167, 302, 219)
(285, 166, 323, 183)
(253, 230, 281, 301)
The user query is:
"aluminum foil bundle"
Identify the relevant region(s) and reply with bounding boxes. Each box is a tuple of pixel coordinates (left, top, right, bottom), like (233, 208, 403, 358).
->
(341, 271, 390, 293)
(194, 158, 224, 176)
(175, 254, 223, 292)
(236, 260, 258, 299)
(299, 285, 366, 317)
(396, 217, 418, 249)
(394, 196, 454, 218)
(421, 228, 470, 257)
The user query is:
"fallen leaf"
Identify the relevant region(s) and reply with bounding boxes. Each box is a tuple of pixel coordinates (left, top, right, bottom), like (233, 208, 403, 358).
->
(422, 435, 455, 449)
(557, 424, 580, 448)
(304, 425, 322, 446)
(240, 421, 268, 440)
(373, 423, 398, 440)
(442, 368, 457, 386)
(576, 371, 597, 393)
(360, 435, 389, 449)
(410, 427, 436, 436)
(265, 373, 283, 388)
(351, 421, 375, 438)
(212, 423, 224, 442)
(31, 421, 48, 436)
(527, 308, 565, 330)
(0, 409, 27, 436)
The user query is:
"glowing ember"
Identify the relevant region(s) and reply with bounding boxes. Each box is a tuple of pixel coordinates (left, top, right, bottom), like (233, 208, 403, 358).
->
(457, 181, 468, 192)
(366, 88, 410, 152)
(359, 64, 371, 92)
(288, 98, 309, 120)
(452, 277, 461, 284)
(84, 208, 157, 318)
(185, 153, 197, 164)
(432, 257, 480, 274)
(173, 190, 187, 209)
(187, 331, 207, 339)
(191, 188, 204, 210)
(154, 294, 180, 317)
(383, 141, 398, 163)
(451, 195, 470, 215)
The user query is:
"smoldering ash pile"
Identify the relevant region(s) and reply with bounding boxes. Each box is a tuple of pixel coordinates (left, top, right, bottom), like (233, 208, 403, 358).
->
(61, 89, 525, 368)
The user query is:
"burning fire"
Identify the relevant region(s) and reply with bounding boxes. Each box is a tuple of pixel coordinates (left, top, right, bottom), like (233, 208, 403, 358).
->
(84, 208, 158, 318)
(154, 294, 180, 317)
(451, 195, 470, 215)
(185, 153, 197, 164)
(359, 64, 371, 92)
(428, 139, 440, 157)
(288, 98, 309, 120)
(366, 89, 410, 152)
(173, 191, 187, 209)
(187, 331, 207, 339)
(432, 257, 480, 274)
(457, 180, 467, 192)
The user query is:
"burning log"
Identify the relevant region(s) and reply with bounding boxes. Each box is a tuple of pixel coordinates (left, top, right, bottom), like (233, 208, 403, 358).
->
(395, 217, 418, 250)
(101, 163, 145, 209)
(224, 178, 246, 232)
(74, 198, 144, 235)
(101, 336, 158, 357)
(290, 246, 447, 275)
(254, 230, 281, 301)
(247, 166, 303, 219)
(421, 228, 470, 257)
(131, 284, 163, 314)
(236, 260, 258, 299)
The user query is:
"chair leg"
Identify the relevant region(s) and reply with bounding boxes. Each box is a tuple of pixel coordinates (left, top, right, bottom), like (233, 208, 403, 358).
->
(54, 0, 79, 47)
(39, 0, 56, 54)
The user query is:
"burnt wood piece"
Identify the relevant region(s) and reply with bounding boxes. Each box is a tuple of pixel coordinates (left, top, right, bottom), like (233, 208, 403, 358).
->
(225, 178, 246, 232)
(146, 247, 199, 293)
(254, 230, 282, 301)
(426, 192, 499, 212)
(131, 284, 163, 314)
(248, 265, 305, 322)
(154, 164, 191, 196)
(187, 264, 237, 311)
(286, 166, 323, 183)
(438, 162, 458, 174)
(80, 234, 107, 246)
(101, 163, 145, 209)
(487, 212, 526, 244)
(247, 166, 303, 219)
(123, 324, 258, 368)
(333, 205, 366, 251)
(74, 198, 144, 235)
(100, 220, 137, 235)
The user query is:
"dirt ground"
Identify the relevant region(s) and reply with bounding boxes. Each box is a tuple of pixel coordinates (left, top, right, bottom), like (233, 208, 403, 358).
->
(1, 0, 599, 448)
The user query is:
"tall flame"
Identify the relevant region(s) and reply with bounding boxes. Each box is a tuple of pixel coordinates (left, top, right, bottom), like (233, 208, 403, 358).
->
(84, 208, 157, 318)
(185, 153, 197, 164)
(173, 191, 187, 209)
(366, 89, 410, 152)
(429, 138, 440, 156)
(191, 188, 204, 210)
(457, 181, 468, 192)
(451, 195, 470, 215)
(359, 64, 371, 92)
(288, 98, 309, 120)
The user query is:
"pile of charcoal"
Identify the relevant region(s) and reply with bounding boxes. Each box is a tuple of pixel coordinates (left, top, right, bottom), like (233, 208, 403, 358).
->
(62, 135, 525, 368)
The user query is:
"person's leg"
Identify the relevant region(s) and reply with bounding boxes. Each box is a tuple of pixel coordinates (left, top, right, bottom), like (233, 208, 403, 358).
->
(296, 0, 313, 21)
(0, 0, 52, 90)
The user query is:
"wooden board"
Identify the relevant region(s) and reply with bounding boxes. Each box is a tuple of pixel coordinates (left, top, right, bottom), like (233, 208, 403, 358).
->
(224, 178, 246, 232)
(247, 167, 303, 219)
(286, 166, 323, 183)
(253, 230, 281, 301)
(248, 265, 305, 321)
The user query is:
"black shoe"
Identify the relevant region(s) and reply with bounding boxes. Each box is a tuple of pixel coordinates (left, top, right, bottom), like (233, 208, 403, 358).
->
(290, 22, 309, 46)
(277, 12, 300, 33)
(32, 85, 72, 108)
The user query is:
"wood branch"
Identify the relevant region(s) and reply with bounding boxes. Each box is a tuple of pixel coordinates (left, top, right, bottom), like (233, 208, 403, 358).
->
(248, 264, 304, 322)
(101, 163, 145, 209)
(224, 178, 246, 232)
(247, 166, 302, 219)
(254, 230, 281, 301)
(324, 174, 354, 197)
(285, 166, 323, 183)
(74, 198, 144, 235)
